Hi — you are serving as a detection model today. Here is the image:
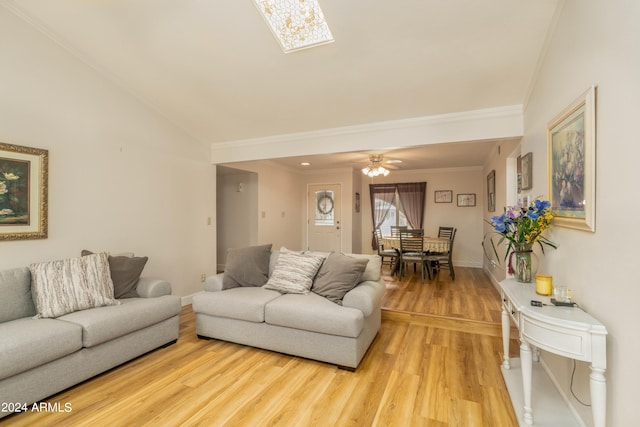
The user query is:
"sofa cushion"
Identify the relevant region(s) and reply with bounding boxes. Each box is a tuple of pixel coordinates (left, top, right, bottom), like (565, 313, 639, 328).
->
(263, 248, 325, 294)
(265, 292, 364, 338)
(222, 244, 273, 290)
(82, 250, 148, 298)
(312, 252, 369, 305)
(192, 287, 281, 323)
(0, 267, 36, 322)
(57, 295, 181, 348)
(30, 252, 120, 318)
(0, 317, 82, 380)
(345, 254, 382, 282)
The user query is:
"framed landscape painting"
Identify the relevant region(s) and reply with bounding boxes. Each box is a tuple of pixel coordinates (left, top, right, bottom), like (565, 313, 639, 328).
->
(548, 86, 596, 232)
(0, 142, 48, 240)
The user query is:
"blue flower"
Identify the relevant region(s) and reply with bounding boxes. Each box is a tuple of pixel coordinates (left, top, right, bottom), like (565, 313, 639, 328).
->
(527, 209, 540, 220)
(534, 199, 550, 210)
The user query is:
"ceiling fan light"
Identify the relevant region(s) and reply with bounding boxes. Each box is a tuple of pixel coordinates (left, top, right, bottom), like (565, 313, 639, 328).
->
(362, 154, 391, 177)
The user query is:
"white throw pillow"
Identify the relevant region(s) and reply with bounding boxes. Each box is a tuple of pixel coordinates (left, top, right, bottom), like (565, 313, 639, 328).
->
(263, 247, 325, 294)
(30, 252, 120, 318)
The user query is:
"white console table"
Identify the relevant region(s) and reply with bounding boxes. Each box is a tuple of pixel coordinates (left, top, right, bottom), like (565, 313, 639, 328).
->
(499, 279, 608, 426)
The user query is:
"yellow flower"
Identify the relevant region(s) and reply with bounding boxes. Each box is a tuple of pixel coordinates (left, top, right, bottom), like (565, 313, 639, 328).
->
(3, 172, 19, 180)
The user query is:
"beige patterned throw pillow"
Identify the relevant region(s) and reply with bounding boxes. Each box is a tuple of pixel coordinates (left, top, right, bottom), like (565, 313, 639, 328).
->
(263, 248, 325, 294)
(30, 252, 120, 318)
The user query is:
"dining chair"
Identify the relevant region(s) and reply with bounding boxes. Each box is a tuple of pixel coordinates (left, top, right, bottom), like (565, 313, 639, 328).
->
(398, 229, 428, 282)
(437, 226, 455, 240)
(390, 225, 408, 238)
(426, 228, 456, 280)
(374, 228, 399, 272)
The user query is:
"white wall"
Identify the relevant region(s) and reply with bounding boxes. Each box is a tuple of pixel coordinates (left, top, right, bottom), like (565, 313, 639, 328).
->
(482, 139, 522, 282)
(221, 161, 304, 251)
(0, 7, 216, 299)
(216, 167, 258, 270)
(522, 1, 640, 425)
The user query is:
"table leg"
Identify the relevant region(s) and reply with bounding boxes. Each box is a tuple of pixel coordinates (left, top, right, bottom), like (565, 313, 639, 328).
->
(521, 340, 534, 426)
(501, 304, 511, 369)
(590, 366, 606, 427)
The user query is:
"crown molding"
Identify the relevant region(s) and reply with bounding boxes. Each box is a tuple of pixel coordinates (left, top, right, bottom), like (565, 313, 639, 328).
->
(211, 105, 523, 164)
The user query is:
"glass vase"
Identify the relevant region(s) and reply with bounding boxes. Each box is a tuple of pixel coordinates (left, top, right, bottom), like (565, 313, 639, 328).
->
(509, 244, 539, 283)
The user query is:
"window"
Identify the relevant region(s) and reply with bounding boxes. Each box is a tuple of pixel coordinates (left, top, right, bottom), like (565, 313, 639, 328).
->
(375, 190, 409, 235)
(369, 182, 426, 248)
(314, 190, 334, 226)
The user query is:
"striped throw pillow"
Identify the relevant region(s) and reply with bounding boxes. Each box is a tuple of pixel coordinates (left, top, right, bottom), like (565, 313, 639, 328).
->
(30, 252, 120, 318)
(263, 248, 325, 294)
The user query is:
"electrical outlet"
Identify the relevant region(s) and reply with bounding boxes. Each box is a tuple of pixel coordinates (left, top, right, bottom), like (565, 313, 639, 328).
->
(200, 273, 206, 282)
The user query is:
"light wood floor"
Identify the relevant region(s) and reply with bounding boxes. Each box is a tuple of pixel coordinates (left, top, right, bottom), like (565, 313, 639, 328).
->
(381, 265, 504, 324)
(3, 267, 519, 427)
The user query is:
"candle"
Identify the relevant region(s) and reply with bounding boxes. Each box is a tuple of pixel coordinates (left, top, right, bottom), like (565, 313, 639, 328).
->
(535, 274, 553, 296)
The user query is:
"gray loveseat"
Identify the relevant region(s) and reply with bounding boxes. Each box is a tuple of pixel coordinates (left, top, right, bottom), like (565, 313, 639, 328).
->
(192, 249, 385, 369)
(0, 264, 181, 418)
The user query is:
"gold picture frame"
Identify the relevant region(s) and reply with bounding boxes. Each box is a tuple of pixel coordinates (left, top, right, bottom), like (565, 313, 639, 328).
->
(548, 86, 596, 232)
(0, 142, 49, 240)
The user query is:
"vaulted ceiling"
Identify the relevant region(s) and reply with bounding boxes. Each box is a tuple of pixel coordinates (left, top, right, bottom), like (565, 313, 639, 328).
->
(2, 0, 561, 169)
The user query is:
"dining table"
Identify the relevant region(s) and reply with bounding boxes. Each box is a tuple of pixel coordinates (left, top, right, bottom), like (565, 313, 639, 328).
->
(380, 236, 450, 253)
(380, 235, 450, 276)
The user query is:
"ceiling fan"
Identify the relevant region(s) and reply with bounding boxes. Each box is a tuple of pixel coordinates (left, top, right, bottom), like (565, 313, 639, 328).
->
(361, 154, 401, 177)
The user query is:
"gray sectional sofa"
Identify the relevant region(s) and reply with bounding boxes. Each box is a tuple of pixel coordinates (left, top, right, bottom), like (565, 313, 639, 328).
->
(0, 264, 181, 419)
(193, 248, 385, 369)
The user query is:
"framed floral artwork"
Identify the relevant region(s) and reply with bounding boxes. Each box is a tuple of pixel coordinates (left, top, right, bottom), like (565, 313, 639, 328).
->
(548, 86, 596, 232)
(0, 142, 48, 240)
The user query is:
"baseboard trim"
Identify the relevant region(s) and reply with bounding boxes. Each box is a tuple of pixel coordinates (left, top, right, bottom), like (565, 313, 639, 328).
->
(181, 291, 203, 306)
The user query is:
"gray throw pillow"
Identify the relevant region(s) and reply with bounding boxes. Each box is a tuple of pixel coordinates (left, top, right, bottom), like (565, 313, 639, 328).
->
(222, 244, 273, 289)
(311, 252, 369, 305)
(82, 250, 148, 298)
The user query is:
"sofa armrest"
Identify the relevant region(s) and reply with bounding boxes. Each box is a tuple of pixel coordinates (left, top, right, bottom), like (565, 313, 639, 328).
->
(136, 277, 172, 298)
(342, 279, 385, 317)
(204, 273, 224, 292)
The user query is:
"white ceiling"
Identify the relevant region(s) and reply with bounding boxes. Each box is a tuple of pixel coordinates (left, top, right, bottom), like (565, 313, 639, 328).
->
(2, 0, 560, 170)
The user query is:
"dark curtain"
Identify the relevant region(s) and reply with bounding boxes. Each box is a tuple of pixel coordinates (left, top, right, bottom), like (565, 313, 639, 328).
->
(396, 182, 427, 230)
(369, 184, 396, 249)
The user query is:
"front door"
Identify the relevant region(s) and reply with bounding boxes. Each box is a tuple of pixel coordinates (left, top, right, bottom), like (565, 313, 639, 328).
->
(307, 184, 341, 252)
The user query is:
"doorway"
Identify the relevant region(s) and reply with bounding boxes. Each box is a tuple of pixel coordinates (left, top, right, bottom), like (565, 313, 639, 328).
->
(307, 184, 341, 252)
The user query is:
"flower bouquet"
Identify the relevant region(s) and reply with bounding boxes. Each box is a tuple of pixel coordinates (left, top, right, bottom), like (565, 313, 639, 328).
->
(484, 198, 557, 282)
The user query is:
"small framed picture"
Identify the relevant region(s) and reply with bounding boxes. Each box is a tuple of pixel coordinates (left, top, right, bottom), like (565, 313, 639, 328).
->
(487, 170, 496, 212)
(457, 193, 476, 207)
(434, 190, 453, 203)
(521, 152, 533, 190)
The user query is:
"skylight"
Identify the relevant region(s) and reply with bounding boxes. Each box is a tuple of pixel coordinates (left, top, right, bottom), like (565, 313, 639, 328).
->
(253, 0, 334, 53)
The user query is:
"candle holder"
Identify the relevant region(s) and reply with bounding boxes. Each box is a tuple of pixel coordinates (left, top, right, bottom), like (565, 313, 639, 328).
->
(535, 274, 553, 296)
